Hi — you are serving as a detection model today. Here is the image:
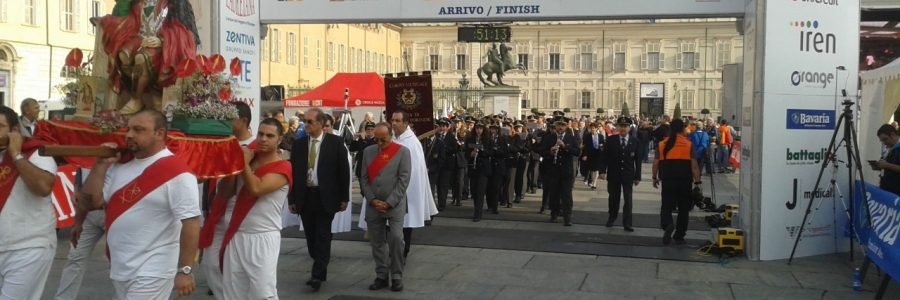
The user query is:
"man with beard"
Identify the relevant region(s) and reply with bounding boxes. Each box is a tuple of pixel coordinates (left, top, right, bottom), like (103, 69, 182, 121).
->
(81, 110, 201, 298)
(199, 118, 292, 299)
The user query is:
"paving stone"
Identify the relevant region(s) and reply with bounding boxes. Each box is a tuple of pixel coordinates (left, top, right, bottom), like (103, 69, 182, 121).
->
(442, 265, 587, 292)
(730, 283, 824, 300)
(581, 273, 734, 299)
(658, 261, 801, 287)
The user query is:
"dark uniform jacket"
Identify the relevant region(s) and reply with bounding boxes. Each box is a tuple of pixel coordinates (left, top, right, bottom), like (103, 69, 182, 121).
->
(600, 134, 642, 182)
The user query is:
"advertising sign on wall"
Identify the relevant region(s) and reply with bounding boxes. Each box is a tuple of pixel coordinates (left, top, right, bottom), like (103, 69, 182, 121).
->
(640, 83, 665, 98)
(384, 74, 435, 136)
(756, 0, 859, 260)
(217, 0, 261, 133)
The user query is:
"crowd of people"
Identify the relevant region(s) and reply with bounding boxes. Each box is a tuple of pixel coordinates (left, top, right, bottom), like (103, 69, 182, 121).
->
(1, 98, 898, 299)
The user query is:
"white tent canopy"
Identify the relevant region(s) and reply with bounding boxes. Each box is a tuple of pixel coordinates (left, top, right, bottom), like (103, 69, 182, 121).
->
(859, 58, 900, 180)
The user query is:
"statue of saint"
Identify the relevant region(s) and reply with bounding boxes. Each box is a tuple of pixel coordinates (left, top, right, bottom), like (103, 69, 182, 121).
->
(99, 0, 199, 114)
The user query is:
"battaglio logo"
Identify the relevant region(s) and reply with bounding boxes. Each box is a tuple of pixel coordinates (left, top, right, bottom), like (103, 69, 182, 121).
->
(786, 148, 827, 165)
(792, 20, 836, 54)
(791, 70, 834, 88)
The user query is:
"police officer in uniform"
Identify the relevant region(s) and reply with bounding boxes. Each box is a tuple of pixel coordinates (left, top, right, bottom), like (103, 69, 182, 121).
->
(431, 119, 459, 211)
(540, 119, 580, 226)
(652, 119, 700, 245)
(600, 117, 642, 232)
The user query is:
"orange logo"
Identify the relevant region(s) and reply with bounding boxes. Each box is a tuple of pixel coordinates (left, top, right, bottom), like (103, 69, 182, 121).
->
(0, 166, 13, 186)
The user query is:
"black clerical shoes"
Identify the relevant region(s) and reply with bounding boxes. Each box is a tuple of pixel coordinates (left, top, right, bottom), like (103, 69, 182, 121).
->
(369, 278, 389, 290)
(391, 279, 404, 292)
(307, 278, 322, 291)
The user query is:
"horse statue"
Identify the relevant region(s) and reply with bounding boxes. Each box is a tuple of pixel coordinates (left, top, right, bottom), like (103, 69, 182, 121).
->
(477, 43, 527, 87)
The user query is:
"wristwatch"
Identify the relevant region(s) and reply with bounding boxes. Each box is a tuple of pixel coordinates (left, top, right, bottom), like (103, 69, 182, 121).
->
(179, 266, 192, 275)
(13, 153, 24, 162)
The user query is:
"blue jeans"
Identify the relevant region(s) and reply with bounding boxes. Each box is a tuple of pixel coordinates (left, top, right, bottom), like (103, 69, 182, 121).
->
(717, 145, 731, 170)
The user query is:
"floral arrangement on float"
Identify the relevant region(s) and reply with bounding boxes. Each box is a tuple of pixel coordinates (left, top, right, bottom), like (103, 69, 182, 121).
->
(168, 54, 242, 136)
(55, 49, 92, 115)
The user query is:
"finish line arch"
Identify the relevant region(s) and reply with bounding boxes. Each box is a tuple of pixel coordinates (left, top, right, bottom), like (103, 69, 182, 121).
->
(207, 0, 861, 261)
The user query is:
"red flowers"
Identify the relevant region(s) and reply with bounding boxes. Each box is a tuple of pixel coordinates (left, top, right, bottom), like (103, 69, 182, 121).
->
(229, 57, 242, 76)
(175, 58, 198, 78)
(65, 48, 83, 68)
(218, 85, 233, 101)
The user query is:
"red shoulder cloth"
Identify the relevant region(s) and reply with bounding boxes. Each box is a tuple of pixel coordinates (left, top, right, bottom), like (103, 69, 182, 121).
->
(198, 160, 292, 272)
(104, 155, 192, 231)
(0, 140, 44, 214)
(366, 143, 401, 184)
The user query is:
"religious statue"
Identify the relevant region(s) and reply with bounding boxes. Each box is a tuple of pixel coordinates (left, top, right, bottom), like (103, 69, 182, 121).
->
(477, 43, 528, 87)
(98, 0, 200, 114)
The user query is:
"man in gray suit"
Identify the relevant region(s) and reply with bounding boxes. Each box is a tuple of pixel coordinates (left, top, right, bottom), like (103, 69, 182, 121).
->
(360, 123, 411, 292)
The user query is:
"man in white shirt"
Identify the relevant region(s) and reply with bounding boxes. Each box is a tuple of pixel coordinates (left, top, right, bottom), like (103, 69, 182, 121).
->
(81, 110, 201, 299)
(0, 106, 58, 300)
(200, 101, 255, 298)
(200, 118, 291, 299)
(18, 98, 40, 138)
(55, 168, 107, 300)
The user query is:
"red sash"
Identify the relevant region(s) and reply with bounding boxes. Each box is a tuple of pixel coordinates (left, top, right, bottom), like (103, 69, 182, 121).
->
(366, 143, 401, 184)
(104, 155, 192, 231)
(198, 160, 292, 271)
(0, 140, 43, 214)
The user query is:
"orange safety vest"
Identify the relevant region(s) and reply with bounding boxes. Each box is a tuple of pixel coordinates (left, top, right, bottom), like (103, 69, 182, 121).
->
(718, 125, 732, 145)
(657, 135, 693, 180)
(657, 135, 692, 161)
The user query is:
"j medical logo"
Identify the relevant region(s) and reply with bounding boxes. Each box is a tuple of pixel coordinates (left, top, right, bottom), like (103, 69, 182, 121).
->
(786, 109, 835, 130)
(791, 70, 834, 88)
(786, 148, 827, 165)
(792, 0, 839, 7)
(791, 20, 836, 54)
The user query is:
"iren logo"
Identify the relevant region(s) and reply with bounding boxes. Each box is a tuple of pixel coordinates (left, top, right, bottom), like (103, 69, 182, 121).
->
(792, 20, 836, 54)
(786, 148, 827, 165)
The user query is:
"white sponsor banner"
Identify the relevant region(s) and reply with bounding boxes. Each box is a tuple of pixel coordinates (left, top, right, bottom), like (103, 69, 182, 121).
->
(757, 0, 859, 260)
(218, 0, 261, 134)
(260, 0, 745, 23)
(640, 83, 665, 98)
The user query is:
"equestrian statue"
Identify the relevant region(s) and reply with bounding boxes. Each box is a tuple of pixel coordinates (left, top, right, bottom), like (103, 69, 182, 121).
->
(477, 43, 527, 87)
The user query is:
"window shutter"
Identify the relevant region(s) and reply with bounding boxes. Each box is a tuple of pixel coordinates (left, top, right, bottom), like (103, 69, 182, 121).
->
(694, 52, 701, 71)
(529, 54, 535, 70)
(675, 53, 683, 70)
(592, 52, 599, 71)
(574, 53, 581, 71)
(543, 54, 549, 70)
(640, 52, 647, 70)
(559, 53, 565, 70)
(658, 52, 665, 71)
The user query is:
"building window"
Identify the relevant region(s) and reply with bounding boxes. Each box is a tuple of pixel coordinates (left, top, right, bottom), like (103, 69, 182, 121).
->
(287, 33, 297, 65)
(0, 0, 7, 23)
(380, 54, 385, 73)
(339, 44, 345, 71)
(516, 43, 530, 69)
(547, 43, 562, 71)
(327, 42, 335, 71)
(681, 90, 696, 110)
(716, 40, 731, 69)
(641, 42, 663, 71)
(272, 29, 281, 62)
(548, 90, 560, 108)
(89, 0, 100, 34)
(677, 41, 697, 70)
(261, 29, 269, 61)
(24, 0, 36, 25)
(455, 44, 467, 70)
(316, 40, 321, 69)
(577, 43, 594, 71)
(612, 90, 626, 110)
(303, 37, 309, 67)
(580, 91, 592, 109)
(521, 91, 529, 109)
(357, 49, 363, 72)
(61, 0, 79, 32)
(613, 43, 626, 71)
(427, 44, 440, 71)
(365, 50, 371, 71)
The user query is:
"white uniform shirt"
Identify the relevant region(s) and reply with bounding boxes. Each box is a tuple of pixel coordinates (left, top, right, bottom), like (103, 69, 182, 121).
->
(215, 137, 255, 235)
(0, 150, 58, 252)
(232, 176, 290, 233)
(103, 149, 200, 281)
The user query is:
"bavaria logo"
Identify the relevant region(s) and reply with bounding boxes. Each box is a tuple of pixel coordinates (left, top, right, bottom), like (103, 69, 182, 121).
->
(786, 109, 835, 130)
(792, 0, 839, 7)
(227, 0, 256, 17)
(792, 20, 836, 54)
(791, 70, 834, 88)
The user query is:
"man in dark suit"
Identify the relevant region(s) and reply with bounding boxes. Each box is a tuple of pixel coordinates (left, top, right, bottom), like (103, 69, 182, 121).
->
(539, 119, 580, 226)
(349, 122, 377, 181)
(289, 108, 351, 291)
(599, 117, 642, 232)
(430, 119, 458, 210)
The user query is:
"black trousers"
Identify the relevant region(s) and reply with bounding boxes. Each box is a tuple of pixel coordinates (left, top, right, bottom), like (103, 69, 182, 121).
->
(451, 168, 462, 202)
(471, 173, 488, 219)
(457, 167, 468, 200)
(661, 179, 693, 240)
(500, 167, 513, 205)
(299, 189, 336, 281)
(487, 169, 503, 211)
(547, 167, 574, 219)
(527, 159, 539, 190)
(607, 179, 634, 228)
(402, 227, 412, 257)
(514, 162, 526, 199)
(436, 168, 454, 209)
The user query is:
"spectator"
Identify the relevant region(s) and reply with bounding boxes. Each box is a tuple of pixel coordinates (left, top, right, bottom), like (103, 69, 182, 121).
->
(688, 121, 710, 175)
(716, 119, 733, 173)
(876, 125, 900, 196)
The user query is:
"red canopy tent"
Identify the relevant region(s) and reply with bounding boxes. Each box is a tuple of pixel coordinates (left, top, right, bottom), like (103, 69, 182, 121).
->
(283, 73, 385, 108)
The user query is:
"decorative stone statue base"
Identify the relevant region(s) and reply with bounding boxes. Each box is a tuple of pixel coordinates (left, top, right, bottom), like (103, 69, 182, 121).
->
(481, 86, 522, 118)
